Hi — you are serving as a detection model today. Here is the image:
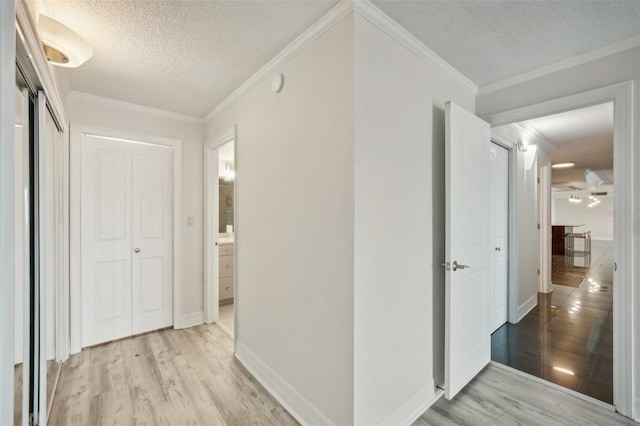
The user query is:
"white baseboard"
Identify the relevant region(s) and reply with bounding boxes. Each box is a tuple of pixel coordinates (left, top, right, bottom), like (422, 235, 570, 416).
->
(517, 294, 538, 322)
(377, 381, 441, 426)
(181, 311, 204, 328)
(235, 342, 334, 426)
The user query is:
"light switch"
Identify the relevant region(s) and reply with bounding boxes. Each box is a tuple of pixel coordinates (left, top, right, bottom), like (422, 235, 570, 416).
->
(187, 216, 194, 227)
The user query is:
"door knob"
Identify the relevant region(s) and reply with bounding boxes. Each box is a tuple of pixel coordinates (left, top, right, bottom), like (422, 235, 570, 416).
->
(453, 261, 470, 271)
(134, 248, 140, 253)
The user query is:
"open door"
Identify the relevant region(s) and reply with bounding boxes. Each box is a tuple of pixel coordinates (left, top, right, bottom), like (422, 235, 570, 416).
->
(444, 102, 491, 399)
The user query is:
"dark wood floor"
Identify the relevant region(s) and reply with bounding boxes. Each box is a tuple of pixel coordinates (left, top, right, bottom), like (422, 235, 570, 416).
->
(492, 240, 614, 403)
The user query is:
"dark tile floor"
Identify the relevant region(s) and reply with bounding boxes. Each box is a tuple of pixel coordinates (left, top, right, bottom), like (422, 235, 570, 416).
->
(491, 241, 614, 404)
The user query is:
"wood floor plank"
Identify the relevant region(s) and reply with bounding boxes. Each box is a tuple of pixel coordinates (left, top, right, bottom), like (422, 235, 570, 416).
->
(415, 364, 637, 426)
(49, 324, 297, 426)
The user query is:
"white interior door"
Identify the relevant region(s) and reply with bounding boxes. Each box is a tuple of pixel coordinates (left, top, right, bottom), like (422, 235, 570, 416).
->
(131, 143, 173, 334)
(490, 143, 509, 333)
(444, 101, 491, 400)
(81, 134, 173, 347)
(81, 136, 133, 346)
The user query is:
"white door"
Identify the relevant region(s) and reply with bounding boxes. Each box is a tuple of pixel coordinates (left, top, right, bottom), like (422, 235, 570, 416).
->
(444, 102, 491, 399)
(81, 134, 173, 347)
(490, 143, 509, 333)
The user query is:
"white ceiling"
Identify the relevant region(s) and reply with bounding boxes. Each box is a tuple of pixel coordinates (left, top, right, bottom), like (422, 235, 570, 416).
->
(372, 0, 640, 87)
(524, 102, 613, 171)
(41, 1, 640, 118)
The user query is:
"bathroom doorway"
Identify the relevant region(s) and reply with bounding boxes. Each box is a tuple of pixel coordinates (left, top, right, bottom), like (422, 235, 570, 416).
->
(204, 127, 236, 339)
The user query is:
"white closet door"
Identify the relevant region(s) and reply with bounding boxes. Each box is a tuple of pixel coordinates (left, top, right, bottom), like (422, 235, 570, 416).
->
(81, 136, 133, 347)
(131, 143, 173, 334)
(490, 143, 509, 333)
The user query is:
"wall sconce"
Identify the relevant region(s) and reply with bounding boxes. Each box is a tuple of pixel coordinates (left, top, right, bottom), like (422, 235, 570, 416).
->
(517, 139, 528, 152)
(38, 14, 93, 68)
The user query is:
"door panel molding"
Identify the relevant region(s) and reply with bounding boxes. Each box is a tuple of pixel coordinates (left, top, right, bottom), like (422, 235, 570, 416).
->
(70, 125, 182, 354)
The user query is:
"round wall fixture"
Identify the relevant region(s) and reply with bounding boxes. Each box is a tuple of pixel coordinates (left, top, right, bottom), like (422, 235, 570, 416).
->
(271, 73, 284, 93)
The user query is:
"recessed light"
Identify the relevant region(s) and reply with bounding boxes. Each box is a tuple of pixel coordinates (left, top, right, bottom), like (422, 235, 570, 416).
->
(552, 162, 575, 168)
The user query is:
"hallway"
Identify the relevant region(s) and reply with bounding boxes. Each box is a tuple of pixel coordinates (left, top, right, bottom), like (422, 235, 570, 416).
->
(491, 240, 614, 403)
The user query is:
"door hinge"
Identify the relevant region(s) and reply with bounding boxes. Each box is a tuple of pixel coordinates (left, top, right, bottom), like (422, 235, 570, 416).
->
(537, 223, 540, 230)
(537, 177, 540, 184)
(537, 269, 540, 275)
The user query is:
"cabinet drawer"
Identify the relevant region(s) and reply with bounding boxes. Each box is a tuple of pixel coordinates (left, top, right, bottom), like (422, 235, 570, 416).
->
(219, 277, 234, 300)
(219, 243, 234, 255)
(219, 255, 234, 278)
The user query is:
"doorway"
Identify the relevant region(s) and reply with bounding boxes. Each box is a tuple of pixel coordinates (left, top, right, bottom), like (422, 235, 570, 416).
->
(204, 126, 237, 339)
(489, 96, 624, 407)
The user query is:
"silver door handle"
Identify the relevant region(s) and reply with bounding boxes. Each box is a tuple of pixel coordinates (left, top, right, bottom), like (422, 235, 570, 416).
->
(134, 248, 140, 253)
(453, 261, 470, 270)
(441, 261, 470, 272)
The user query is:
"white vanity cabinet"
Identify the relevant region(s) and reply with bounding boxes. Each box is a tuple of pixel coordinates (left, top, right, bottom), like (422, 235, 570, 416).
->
(219, 242, 234, 302)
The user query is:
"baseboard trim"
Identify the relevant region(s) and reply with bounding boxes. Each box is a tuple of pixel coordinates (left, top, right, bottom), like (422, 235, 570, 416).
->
(235, 342, 334, 426)
(376, 381, 441, 426)
(517, 294, 537, 322)
(181, 311, 204, 328)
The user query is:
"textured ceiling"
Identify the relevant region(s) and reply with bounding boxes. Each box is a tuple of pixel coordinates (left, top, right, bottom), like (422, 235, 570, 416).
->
(372, 0, 640, 87)
(43, 0, 338, 118)
(42, 1, 640, 118)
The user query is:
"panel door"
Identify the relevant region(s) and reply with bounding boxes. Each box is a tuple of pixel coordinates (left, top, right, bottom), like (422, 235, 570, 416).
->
(81, 136, 133, 346)
(490, 143, 509, 333)
(131, 143, 173, 334)
(444, 101, 491, 400)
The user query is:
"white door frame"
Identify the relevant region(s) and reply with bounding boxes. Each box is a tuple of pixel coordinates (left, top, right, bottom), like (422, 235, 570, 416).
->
(482, 81, 634, 416)
(203, 126, 236, 325)
(488, 134, 519, 324)
(69, 124, 183, 354)
(537, 160, 552, 294)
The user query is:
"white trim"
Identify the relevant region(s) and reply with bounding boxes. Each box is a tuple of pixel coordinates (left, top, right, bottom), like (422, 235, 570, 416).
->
(204, 0, 477, 122)
(517, 293, 538, 322)
(376, 382, 440, 426)
(15, 0, 66, 131)
(511, 122, 557, 157)
(69, 124, 183, 353)
(66, 91, 204, 124)
(353, 1, 477, 94)
(483, 81, 634, 417)
(490, 132, 519, 324)
(0, 1, 16, 422)
(235, 342, 335, 426)
(478, 36, 640, 96)
(537, 161, 552, 294)
(181, 311, 204, 328)
(203, 126, 236, 325)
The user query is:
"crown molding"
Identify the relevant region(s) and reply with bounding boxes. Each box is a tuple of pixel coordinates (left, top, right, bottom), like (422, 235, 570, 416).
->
(352, 0, 478, 94)
(205, 0, 478, 123)
(15, 0, 67, 131)
(478, 36, 640, 96)
(66, 91, 205, 124)
(205, 0, 355, 122)
(512, 122, 557, 156)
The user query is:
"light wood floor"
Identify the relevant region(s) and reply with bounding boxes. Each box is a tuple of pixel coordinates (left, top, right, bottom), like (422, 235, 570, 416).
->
(49, 324, 637, 426)
(48, 324, 297, 426)
(415, 363, 637, 426)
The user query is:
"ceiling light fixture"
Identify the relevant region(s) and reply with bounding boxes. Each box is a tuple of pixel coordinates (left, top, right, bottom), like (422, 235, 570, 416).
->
(552, 162, 575, 169)
(569, 194, 581, 203)
(38, 14, 93, 68)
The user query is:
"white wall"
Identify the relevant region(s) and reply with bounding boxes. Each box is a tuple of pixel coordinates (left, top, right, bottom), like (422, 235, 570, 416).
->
(353, 13, 475, 424)
(553, 194, 614, 241)
(477, 45, 640, 420)
(206, 16, 355, 425)
(65, 93, 206, 321)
